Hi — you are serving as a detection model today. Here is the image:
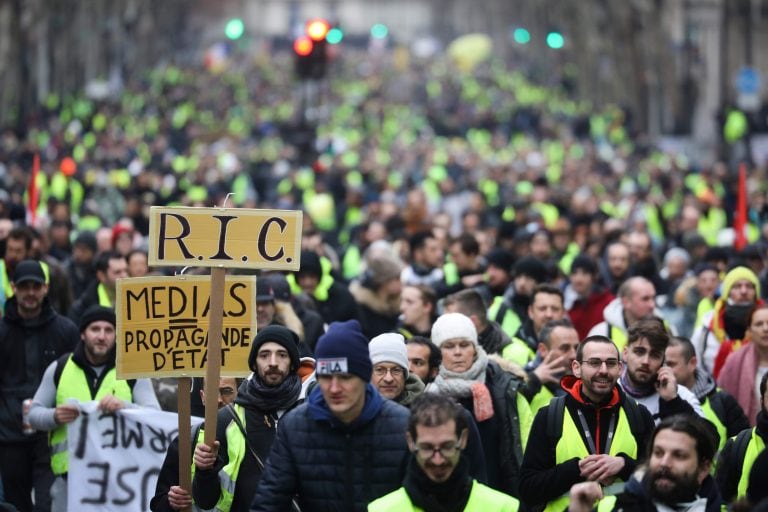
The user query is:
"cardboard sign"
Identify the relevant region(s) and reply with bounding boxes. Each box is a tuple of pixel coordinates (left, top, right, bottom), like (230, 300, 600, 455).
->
(115, 276, 256, 379)
(147, 206, 302, 270)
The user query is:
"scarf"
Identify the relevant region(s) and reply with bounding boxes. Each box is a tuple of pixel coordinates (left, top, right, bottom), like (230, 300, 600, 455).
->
(691, 370, 716, 401)
(428, 347, 494, 421)
(619, 370, 656, 399)
(717, 343, 761, 425)
(403, 453, 473, 512)
(235, 373, 302, 412)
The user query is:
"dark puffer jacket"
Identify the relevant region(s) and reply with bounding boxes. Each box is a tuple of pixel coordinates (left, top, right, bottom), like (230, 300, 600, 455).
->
(251, 384, 410, 511)
(0, 297, 79, 443)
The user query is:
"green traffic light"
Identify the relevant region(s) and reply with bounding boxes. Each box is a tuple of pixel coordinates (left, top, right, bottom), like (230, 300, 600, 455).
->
(326, 27, 344, 44)
(513, 28, 531, 44)
(546, 31, 565, 49)
(371, 23, 388, 39)
(225, 18, 245, 40)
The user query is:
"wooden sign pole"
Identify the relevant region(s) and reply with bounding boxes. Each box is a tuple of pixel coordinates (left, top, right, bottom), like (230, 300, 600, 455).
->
(177, 377, 192, 512)
(204, 267, 226, 446)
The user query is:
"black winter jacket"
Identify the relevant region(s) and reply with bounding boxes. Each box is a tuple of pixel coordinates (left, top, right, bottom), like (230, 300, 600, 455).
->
(0, 297, 79, 443)
(251, 385, 410, 511)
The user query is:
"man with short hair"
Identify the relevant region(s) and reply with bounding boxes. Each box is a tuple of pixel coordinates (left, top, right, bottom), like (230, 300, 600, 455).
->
(619, 319, 703, 421)
(255, 280, 277, 330)
(436, 233, 485, 298)
(401, 230, 445, 287)
(370, 333, 424, 406)
(251, 320, 410, 511)
(665, 336, 749, 451)
(398, 284, 437, 339)
(520, 335, 655, 512)
(588, 276, 660, 352)
(569, 415, 722, 512)
(525, 319, 580, 413)
(28, 305, 160, 512)
(193, 325, 304, 511)
(443, 288, 511, 356)
(0, 259, 80, 512)
(503, 284, 566, 366)
(600, 241, 632, 295)
(68, 250, 128, 322)
(406, 337, 441, 385)
(369, 393, 519, 511)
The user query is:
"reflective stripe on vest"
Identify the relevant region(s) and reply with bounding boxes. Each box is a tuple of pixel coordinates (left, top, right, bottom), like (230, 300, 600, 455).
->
(50, 356, 133, 475)
(544, 406, 637, 512)
(737, 428, 766, 499)
(700, 395, 727, 452)
(368, 480, 520, 511)
(214, 404, 248, 512)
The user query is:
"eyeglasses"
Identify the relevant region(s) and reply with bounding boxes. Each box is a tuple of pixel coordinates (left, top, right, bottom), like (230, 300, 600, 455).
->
(580, 358, 620, 369)
(373, 366, 405, 378)
(413, 443, 463, 459)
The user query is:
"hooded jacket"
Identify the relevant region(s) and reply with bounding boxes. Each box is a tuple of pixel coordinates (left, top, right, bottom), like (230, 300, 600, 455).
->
(519, 376, 654, 508)
(349, 281, 401, 339)
(0, 297, 79, 443)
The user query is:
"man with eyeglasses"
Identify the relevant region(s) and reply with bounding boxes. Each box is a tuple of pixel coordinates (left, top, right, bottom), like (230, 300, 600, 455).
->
(520, 334, 655, 512)
(369, 333, 424, 406)
(369, 393, 519, 511)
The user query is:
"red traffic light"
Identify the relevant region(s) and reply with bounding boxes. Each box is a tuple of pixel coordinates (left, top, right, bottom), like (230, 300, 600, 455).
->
(293, 36, 314, 56)
(306, 19, 330, 42)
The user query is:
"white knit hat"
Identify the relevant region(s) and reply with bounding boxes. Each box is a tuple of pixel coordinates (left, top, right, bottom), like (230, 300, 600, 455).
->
(369, 333, 409, 377)
(431, 313, 478, 347)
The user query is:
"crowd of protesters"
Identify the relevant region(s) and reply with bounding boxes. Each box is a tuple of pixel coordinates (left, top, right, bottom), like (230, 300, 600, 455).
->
(1, 45, 768, 511)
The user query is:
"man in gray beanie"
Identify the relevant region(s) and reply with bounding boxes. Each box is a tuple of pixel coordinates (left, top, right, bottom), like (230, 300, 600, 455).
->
(252, 320, 411, 511)
(369, 332, 424, 406)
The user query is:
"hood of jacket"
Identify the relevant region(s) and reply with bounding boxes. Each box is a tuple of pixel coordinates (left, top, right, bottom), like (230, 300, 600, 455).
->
(349, 281, 400, 316)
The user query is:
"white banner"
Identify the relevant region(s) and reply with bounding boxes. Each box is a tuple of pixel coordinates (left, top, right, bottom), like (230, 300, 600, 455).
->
(66, 402, 202, 512)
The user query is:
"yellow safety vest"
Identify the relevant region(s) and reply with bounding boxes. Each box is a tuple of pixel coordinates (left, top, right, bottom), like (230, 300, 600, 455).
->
(544, 405, 637, 512)
(368, 480, 520, 511)
(50, 356, 133, 475)
(736, 428, 765, 500)
(700, 394, 727, 452)
(607, 324, 627, 353)
(501, 337, 535, 367)
(530, 386, 555, 414)
(97, 283, 113, 307)
(287, 256, 335, 302)
(488, 297, 521, 340)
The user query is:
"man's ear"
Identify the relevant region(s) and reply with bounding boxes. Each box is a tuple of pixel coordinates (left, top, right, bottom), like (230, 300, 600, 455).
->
(572, 359, 582, 378)
(697, 459, 711, 485)
(458, 428, 468, 450)
(406, 431, 415, 452)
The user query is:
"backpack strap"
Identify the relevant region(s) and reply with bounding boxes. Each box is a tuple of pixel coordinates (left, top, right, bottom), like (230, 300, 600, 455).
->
(730, 428, 753, 487)
(707, 391, 726, 425)
(546, 395, 567, 439)
(495, 302, 509, 325)
(53, 353, 71, 388)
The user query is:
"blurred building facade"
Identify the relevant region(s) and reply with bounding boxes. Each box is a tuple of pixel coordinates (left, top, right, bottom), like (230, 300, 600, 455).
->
(1, 0, 767, 151)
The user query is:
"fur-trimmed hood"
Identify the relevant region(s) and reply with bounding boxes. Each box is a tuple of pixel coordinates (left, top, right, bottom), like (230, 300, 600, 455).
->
(349, 281, 400, 316)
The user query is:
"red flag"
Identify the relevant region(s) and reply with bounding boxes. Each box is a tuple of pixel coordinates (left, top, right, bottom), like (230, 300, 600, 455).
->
(26, 154, 40, 225)
(734, 163, 747, 251)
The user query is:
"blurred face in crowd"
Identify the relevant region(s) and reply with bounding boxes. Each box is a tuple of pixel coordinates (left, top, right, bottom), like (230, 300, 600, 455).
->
(449, 243, 475, 272)
(623, 337, 664, 387)
(127, 251, 149, 278)
(748, 307, 768, 355)
(695, 269, 719, 299)
(380, 277, 402, 301)
(539, 326, 579, 374)
(664, 345, 696, 390)
(12, 280, 48, 319)
(607, 243, 630, 278)
(647, 429, 709, 505)
(528, 292, 565, 333)
(4, 236, 28, 269)
(400, 287, 431, 327)
(573, 341, 622, 403)
(628, 232, 653, 262)
(408, 419, 467, 483)
(530, 232, 552, 259)
(72, 244, 95, 266)
(200, 377, 239, 409)
(623, 280, 656, 323)
(570, 268, 594, 297)
(256, 300, 276, 329)
(728, 279, 757, 305)
(255, 341, 291, 386)
(371, 362, 406, 400)
(82, 320, 116, 366)
(440, 338, 476, 373)
(416, 237, 444, 269)
(513, 274, 537, 297)
(99, 257, 128, 290)
(296, 273, 319, 295)
(408, 343, 436, 383)
(486, 264, 511, 291)
(317, 374, 366, 424)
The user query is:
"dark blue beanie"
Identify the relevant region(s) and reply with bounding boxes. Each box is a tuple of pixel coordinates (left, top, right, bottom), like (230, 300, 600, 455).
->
(315, 320, 372, 382)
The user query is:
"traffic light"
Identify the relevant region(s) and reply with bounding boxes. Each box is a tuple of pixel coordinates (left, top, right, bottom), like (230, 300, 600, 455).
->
(294, 19, 330, 80)
(370, 23, 389, 39)
(513, 28, 531, 45)
(224, 18, 244, 40)
(326, 27, 343, 45)
(546, 30, 565, 49)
